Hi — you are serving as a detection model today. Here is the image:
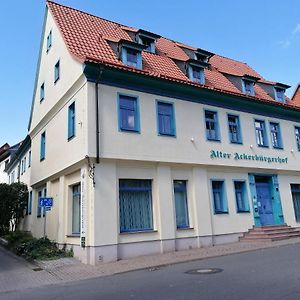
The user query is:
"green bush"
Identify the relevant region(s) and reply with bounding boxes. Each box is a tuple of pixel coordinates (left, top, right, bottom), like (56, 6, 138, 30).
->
(4, 231, 73, 260)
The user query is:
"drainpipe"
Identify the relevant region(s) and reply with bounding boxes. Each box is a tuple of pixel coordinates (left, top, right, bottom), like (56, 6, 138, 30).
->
(95, 65, 104, 164)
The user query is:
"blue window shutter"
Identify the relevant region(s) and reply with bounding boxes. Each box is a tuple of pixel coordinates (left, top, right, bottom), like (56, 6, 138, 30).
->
(157, 101, 176, 136)
(68, 102, 76, 139)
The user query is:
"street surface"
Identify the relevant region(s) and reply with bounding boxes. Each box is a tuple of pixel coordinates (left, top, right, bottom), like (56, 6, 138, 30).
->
(2, 242, 300, 300)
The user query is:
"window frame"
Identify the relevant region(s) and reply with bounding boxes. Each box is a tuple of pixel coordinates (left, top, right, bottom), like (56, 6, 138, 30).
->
(242, 79, 255, 96)
(291, 184, 300, 222)
(188, 65, 205, 84)
(27, 191, 32, 215)
(71, 183, 81, 235)
(227, 113, 242, 144)
(211, 180, 228, 214)
(269, 121, 283, 149)
(40, 131, 46, 161)
(121, 47, 142, 69)
(117, 93, 140, 133)
(68, 102, 76, 140)
(46, 30, 52, 52)
(204, 109, 221, 142)
(254, 119, 268, 148)
(233, 180, 250, 213)
(40, 82, 45, 102)
(274, 87, 285, 103)
(156, 100, 176, 137)
(173, 180, 189, 229)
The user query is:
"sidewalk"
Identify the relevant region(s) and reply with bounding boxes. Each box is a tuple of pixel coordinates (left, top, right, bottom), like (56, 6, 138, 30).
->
(37, 237, 300, 283)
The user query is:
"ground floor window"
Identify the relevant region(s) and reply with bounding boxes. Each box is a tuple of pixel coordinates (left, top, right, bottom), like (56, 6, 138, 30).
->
(291, 184, 300, 221)
(119, 179, 153, 232)
(72, 184, 81, 234)
(174, 180, 189, 228)
(234, 181, 250, 213)
(37, 189, 46, 218)
(211, 180, 228, 214)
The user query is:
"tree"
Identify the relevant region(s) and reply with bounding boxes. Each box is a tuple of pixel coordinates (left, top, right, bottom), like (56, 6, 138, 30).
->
(0, 183, 28, 235)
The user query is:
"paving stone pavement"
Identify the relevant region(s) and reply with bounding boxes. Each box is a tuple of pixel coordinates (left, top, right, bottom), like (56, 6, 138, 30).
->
(2, 237, 300, 294)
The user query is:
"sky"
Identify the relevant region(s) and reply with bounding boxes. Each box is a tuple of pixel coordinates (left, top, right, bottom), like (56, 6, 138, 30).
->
(1, 0, 300, 146)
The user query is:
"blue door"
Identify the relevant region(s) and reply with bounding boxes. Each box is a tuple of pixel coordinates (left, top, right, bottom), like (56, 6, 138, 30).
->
(256, 182, 274, 226)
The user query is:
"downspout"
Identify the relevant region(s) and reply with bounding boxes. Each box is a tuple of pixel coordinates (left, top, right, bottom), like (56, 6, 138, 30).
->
(95, 65, 104, 164)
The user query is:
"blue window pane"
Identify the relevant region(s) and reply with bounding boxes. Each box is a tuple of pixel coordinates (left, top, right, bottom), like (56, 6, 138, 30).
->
(275, 88, 285, 102)
(255, 120, 268, 147)
(119, 179, 153, 232)
(119, 95, 139, 132)
(295, 127, 300, 151)
(234, 181, 249, 212)
(174, 181, 189, 228)
(291, 184, 300, 221)
(40, 132, 46, 161)
(157, 102, 175, 136)
(54, 60, 60, 82)
(270, 122, 282, 149)
(228, 115, 241, 143)
(244, 80, 254, 96)
(205, 111, 219, 141)
(126, 49, 138, 67)
(212, 181, 227, 213)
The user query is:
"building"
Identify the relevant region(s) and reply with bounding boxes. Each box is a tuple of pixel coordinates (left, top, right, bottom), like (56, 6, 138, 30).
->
(23, 1, 300, 264)
(0, 142, 22, 183)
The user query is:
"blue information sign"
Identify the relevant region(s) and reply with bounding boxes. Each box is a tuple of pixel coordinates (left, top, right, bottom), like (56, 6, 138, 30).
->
(39, 197, 53, 207)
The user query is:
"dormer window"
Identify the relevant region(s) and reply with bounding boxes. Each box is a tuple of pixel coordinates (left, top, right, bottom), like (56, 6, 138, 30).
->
(194, 48, 214, 63)
(119, 40, 144, 69)
(243, 80, 255, 96)
(275, 88, 285, 102)
(188, 65, 205, 84)
(136, 30, 160, 54)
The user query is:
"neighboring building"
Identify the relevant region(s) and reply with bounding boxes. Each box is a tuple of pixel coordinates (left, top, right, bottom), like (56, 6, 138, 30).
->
(291, 83, 300, 107)
(23, 1, 300, 264)
(0, 142, 22, 183)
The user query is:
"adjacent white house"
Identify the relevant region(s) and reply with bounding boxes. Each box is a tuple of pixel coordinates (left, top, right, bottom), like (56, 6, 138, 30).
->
(18, 1, 300, 264)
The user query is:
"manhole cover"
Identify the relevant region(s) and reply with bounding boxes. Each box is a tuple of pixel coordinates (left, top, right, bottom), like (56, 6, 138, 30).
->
(185, 268, 223, 275)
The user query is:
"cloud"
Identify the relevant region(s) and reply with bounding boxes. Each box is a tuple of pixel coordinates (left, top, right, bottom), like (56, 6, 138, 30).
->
(279, 23, 300, 48)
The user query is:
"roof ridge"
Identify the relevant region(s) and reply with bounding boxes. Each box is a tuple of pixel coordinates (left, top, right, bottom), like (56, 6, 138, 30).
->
(47, 1, 137, 30)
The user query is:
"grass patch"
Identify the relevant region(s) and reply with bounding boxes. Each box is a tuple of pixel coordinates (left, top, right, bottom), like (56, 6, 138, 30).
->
(3, 231, 73, 260)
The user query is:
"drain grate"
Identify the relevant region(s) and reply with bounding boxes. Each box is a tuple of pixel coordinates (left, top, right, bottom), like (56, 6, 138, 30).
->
(185, 268, 223, 275)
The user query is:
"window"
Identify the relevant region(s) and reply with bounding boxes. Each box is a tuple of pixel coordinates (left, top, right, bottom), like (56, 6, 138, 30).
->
(295, 127, 300, 151)
(21, 160, 24, 175)
(211, 180, 228, 214)
(275, 88, 285, 102)
(139, 36, 155, 53)
(291, 184, 300, 221)
(27, 191, 32, 215)
(28, 151, 31, 168)
(255, 120, 268, 147)
(72, 184, 81, 234)
(174, 180, 189, 228)
(189, 66, 205, 84)
(205, 110, 220, 141)
(122, 47, 142, 69)
(37, 190, 42, 218)
(270, 122, 283, 149)
(119, 179, 153, 232)
(68, 102, 76, 140)
(118, 94, 140, 132)
(40, 131, 46, 161)
(243, 80, 255, 96)
(54, 60, 60, 83)
(234, 181, 249, 213)
(23, 157, 26, 173)
(46, 30, 52, 52)
(40, 83, 45, 102)
(228, 114, 242, 144)
(157, 101, 176, 136)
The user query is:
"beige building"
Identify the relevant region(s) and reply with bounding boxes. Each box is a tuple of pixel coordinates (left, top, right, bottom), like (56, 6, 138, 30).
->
(21, 1, 300, 264)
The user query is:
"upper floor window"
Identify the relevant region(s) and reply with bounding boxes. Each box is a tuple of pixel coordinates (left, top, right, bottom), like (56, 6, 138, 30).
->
(28, 151, 31, 168)
(118, 94, 140, 132)
(121, 47, 142, 69)
(275, 88, 285, 103)
(54, 60, 60, 83)
(205, 110, 220, 141)
(174, 180, 189, 229)
(40, 131, 46, 161)
(188, 66, 205, 84)
(157, 101, 176, 136)
(46, 30, 52, 52)
(243, 80, 255, 96)
(136, 30, 160, 54)
(255, 120, 268, 147)
(68, 102, 76, 140)
(228, 114, 242, 144)
(211, 180, 228, 214)
(40, 83, 45, 102)
(270, 122, 283, 149)
(234, 181, 249, 213)
(295, 126, 300, 151)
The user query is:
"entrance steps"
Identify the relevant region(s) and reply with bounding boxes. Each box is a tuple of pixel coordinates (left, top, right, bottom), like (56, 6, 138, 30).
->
(240, 225, 300, 242)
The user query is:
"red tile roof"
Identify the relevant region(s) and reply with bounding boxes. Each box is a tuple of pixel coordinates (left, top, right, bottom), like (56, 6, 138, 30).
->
(47, 1, 297, 109)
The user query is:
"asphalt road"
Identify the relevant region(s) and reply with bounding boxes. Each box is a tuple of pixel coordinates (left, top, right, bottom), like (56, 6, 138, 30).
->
(3, 243, 300, 300)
